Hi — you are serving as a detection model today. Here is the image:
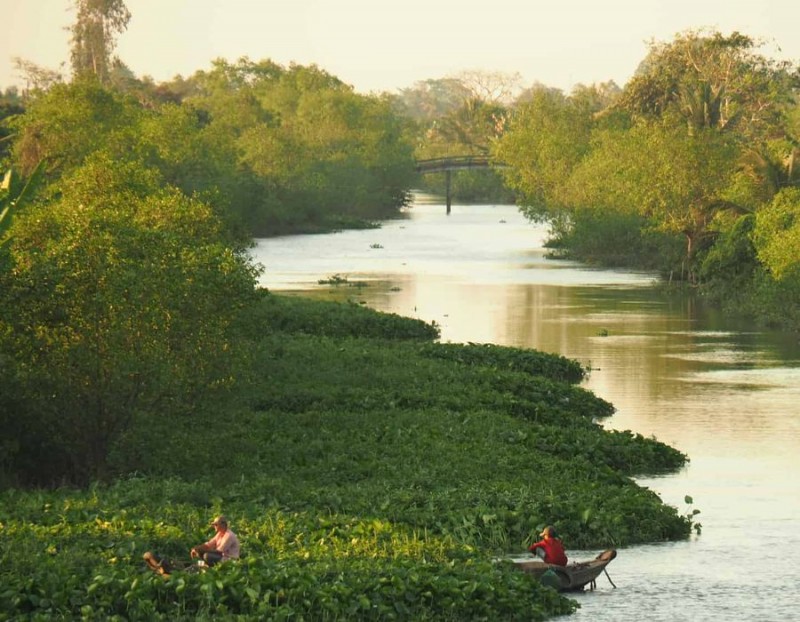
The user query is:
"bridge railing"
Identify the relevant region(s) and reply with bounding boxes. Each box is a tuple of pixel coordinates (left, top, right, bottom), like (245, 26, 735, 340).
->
(415, 155, 496, 174)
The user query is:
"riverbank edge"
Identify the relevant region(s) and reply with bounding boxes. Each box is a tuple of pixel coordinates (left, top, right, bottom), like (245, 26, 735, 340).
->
(0, 293, 695, 619)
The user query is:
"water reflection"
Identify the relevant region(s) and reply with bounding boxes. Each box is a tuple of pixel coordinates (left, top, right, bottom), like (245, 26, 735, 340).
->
(252, 199, 800, 621)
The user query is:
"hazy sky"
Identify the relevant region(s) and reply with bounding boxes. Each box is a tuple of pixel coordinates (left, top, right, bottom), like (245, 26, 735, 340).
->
(2, 0, 799, 94)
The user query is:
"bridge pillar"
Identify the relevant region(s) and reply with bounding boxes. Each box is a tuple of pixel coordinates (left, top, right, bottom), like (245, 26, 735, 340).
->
(446, 169, 451, 215)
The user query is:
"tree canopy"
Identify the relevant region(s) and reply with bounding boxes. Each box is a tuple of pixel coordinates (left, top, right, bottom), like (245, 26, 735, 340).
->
(496, 29, 800, 285)
(69, 0, 131, 83)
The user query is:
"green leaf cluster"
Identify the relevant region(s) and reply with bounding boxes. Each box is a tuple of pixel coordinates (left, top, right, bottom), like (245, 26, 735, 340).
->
(494, 29, 800, 295)
(9, 61, 417, 240)
(0, 484, 576, 620)
(250, 290, 440, 341)
(0, 155, 261, 485)
(753, 187, 800, 280)
(0, 294, 693, 619)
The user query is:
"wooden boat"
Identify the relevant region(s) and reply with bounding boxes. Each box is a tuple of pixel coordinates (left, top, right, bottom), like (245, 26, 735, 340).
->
(512, 549, 617, 592)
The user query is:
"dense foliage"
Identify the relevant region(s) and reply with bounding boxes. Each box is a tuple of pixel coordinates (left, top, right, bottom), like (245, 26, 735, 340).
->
(495, 30, 800, 329)
(0, 155, 261, 486)
(0, 483, 575, 621)
(415, 341, 587, 384)
(250, 290, 440, 341)
(7, 62, 416, 238)
(1, 295, 692, 620)
(0, 8, 750, 619)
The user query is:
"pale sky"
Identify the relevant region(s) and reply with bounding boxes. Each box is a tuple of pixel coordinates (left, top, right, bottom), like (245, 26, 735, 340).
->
(2, 0, 799, 95)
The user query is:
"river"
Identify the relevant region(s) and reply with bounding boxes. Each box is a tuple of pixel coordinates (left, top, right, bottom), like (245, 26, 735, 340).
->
(251, 196, 800, 621)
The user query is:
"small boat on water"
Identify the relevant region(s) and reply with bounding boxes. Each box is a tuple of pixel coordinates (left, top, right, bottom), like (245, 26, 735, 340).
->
(512, 549, 617, 592)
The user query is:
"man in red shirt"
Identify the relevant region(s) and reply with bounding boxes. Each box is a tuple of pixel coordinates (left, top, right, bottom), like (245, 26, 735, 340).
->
(528, 525, 568, 566)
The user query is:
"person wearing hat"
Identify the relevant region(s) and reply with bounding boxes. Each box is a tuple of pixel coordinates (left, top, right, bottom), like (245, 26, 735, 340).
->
(528, 525, 568, 566)
(190, 515, 240, 566)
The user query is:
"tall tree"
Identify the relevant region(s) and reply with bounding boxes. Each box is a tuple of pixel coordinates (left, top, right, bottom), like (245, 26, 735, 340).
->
(0, 154, 260, 484)
(494, 88, 600, 219)
(453, 69, 522, 106)
(565, 120, 741, 278)
(69, 0, 131, 83)
(393, 78, 471, 122)
(11, 80, 141, 177)
(11, 57, 64, 93)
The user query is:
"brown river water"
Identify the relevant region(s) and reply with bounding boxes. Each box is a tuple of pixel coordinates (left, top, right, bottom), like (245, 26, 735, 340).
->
(251, 195, 800, 621)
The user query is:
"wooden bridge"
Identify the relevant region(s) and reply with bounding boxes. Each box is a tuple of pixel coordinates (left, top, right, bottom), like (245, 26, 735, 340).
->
(415, 155, 504, 213)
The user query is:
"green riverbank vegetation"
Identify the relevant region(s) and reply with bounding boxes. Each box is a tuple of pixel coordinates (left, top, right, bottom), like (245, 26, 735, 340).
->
(493, 31, 800, 330)
(3, 13, 800, 330)
(0, 4, 756, 619)
(377, 33, 800, 330)
(3, 20, 416, 239)
(0, 86, 695, 614)
(1, 289, 693, 620)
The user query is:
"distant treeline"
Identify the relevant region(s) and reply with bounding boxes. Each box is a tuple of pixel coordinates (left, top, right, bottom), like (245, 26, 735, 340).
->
(0, 7, 712, 618)
(493, 32, 800, 330)
(1, 60, 417, 237)
(2, 9, 800, 492)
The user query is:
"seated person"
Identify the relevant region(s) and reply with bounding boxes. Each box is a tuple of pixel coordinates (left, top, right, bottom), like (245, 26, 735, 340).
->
(190, 515, 240, 566)
(528, 525, 568, 566)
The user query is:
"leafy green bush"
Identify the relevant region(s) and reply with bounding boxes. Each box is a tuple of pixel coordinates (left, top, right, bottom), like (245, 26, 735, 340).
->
(546, 211, 684, 272)
(244, 332, 613, 425)
(415, 341, 586, 384)
(0, 157, 261, 486)
(251, 290, 440, 340)
(0, 484, 576, 620)
(2, 294, 693, 619)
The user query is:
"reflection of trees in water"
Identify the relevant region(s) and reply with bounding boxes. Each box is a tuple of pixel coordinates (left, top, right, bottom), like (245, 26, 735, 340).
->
(261, 200, 799, 460)
(500, 284, 705, 428)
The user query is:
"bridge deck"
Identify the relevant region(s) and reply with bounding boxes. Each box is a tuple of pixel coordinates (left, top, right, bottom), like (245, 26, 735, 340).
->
(415, 156, 497, 174)
(414, 155, 506, 214)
